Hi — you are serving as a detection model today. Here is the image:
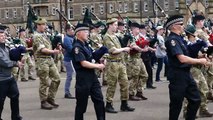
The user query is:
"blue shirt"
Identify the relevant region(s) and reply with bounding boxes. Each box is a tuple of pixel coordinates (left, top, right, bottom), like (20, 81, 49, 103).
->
(63, 34, 74, 62)
(165, 32, 191, 70)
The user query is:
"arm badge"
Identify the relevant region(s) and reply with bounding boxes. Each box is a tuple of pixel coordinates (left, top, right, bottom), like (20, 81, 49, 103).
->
(171, 40, 176, 46)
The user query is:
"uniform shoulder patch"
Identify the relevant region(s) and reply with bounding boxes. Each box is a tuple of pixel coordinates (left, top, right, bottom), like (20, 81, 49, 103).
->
(75, 47, 79, 54)
(171, 40, 176, 46)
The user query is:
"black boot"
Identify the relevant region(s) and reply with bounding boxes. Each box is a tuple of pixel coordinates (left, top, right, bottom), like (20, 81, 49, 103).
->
(136, 92, 148, 100)
(105, 102, 118, 113)
(41, 101, 53, 110)
(120, 100, 135, 112)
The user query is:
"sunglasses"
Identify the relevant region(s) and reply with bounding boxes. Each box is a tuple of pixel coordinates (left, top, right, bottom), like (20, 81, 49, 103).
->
(174, 23, 184, 26)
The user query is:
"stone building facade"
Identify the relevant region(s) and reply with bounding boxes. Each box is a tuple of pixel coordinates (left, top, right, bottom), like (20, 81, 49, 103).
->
(0, 0, 212, 36)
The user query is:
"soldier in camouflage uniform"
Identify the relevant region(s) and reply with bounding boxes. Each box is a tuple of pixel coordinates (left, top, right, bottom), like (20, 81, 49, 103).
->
(89, 23, 108, 86)
(183, 23, 213, 117)
(103, 18, 135, 113)
(126, 21, 148, 101)
(18, 29, 36, 82)
(33, 17, 61, 110)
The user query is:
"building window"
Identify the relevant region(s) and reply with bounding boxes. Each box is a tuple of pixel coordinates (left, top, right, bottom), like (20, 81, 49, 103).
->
(5, 9, 9, 19)
(164, 0, 169, 11)
(124, 3, 128, 13)
(68, 0, 72, 2)
(90, 5, 95, 13)
(13, 9, 17, 18)
(99, 3, 104, 15)
(68, 7, 73, 19)
(144, 1, 148, 12)
(82, 5, 87, 15)
(52, 7, 56, 15)
(204, 0, 209, 8)
(109, 3, 114, 14)
(46, 8, 49, 16)
(186, 0, 191, 6)
(118, 2, 123, 13)
(154, 0, 159, 12)
(175, 0, 179, 10)
(133, 2, 139, 12)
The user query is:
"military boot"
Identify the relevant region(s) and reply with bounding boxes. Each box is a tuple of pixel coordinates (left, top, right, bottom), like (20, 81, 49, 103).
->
(47, 98, 59, 108)
(120, 100, 135, 112)
(207, 92, 213, 101)
(199, 109, 213, 117)
(105, 102, 118, 113)
(28, 76, 36, 80)
(129, 94, 141, 101)
(41, 101, 53, 110)
(136, 92, 148, 100)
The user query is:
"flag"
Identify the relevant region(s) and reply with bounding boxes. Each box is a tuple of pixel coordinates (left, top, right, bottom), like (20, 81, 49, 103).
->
(26, 4, 38, 33)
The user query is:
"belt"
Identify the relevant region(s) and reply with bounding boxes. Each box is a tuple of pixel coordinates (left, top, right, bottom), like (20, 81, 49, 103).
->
(36, 56, 52, 59)
(107, 60, 121, 62)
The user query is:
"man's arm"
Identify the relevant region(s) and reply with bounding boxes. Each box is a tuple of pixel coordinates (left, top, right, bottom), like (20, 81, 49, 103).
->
(80, 61, 105, 70)
(177, 54, 207, 65)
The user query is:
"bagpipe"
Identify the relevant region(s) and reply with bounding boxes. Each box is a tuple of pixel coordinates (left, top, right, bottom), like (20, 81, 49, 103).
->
(115, 11, 134, 48)
(87, 38, 108, 63)
(5, 38, 27, 61)
(129, 36, 150, 55)
(209, 34, 213, 45)
(187, 39, 211, 58)
(26, 37, 33, 48)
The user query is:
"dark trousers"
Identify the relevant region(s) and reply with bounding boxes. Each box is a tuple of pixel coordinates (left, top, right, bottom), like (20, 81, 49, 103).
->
(75, 78, 105, 120)
(143, 59, 153, 87)
(168, 69, 201, 120)
(155, 56, 168, 81)
(0, 77, 21, 120)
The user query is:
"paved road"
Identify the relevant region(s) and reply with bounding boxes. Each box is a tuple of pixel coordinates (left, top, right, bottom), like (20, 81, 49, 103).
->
(2, 72, 213, 120)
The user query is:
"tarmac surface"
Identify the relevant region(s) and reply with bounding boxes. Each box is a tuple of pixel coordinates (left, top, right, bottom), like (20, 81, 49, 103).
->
(2, 69, 213, 120)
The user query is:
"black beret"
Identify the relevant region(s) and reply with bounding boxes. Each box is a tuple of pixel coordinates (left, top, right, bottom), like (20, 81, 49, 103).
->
(118, 21, 125, 26)
(0, 24, 8, 33)
(130, 21, 140, 28)
(140, 24, 146, 29)
(19, 28, 25, 33)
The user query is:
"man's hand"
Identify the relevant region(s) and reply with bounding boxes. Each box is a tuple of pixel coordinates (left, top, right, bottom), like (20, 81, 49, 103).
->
(17, 61, 24, 69)
(123, 47, 131, 53)
(53, 49, 60, 54)
(97, 64, 105, 70)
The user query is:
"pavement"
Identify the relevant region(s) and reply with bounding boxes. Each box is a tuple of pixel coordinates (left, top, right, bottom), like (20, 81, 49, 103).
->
(2, 70, 213, 120)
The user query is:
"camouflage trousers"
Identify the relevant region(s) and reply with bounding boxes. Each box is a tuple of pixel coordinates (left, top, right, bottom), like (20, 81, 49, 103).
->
(204, 62, 213, 98)
(54, 52, 65, 72)
(12, 67, 19, 80)
(36, 57, 61, 101)
(127, 58, 148, 95)
(19, 54, 34, 80)
(106, 62, 128, 103)
(183, 66, 209, 113)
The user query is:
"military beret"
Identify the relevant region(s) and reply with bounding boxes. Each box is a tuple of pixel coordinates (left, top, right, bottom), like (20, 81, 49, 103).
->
(185, 25, 196, 36)
(130, 21, 140, 28)
(164, 15, 184, 29)
(74, 22, 89, 34)
(118, 21, 125, 26)
(140, 24, 146, 29)
(18, 28, 25, 33)
(106, 18, 118, 24)
(193, 15, 205, 21)
(0, 24, 8, 33)
(94, 21, 105, 28)
(35, 17, 47, 24)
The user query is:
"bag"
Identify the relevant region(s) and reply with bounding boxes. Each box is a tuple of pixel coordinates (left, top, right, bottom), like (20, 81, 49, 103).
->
(155, 45, 166, 58)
